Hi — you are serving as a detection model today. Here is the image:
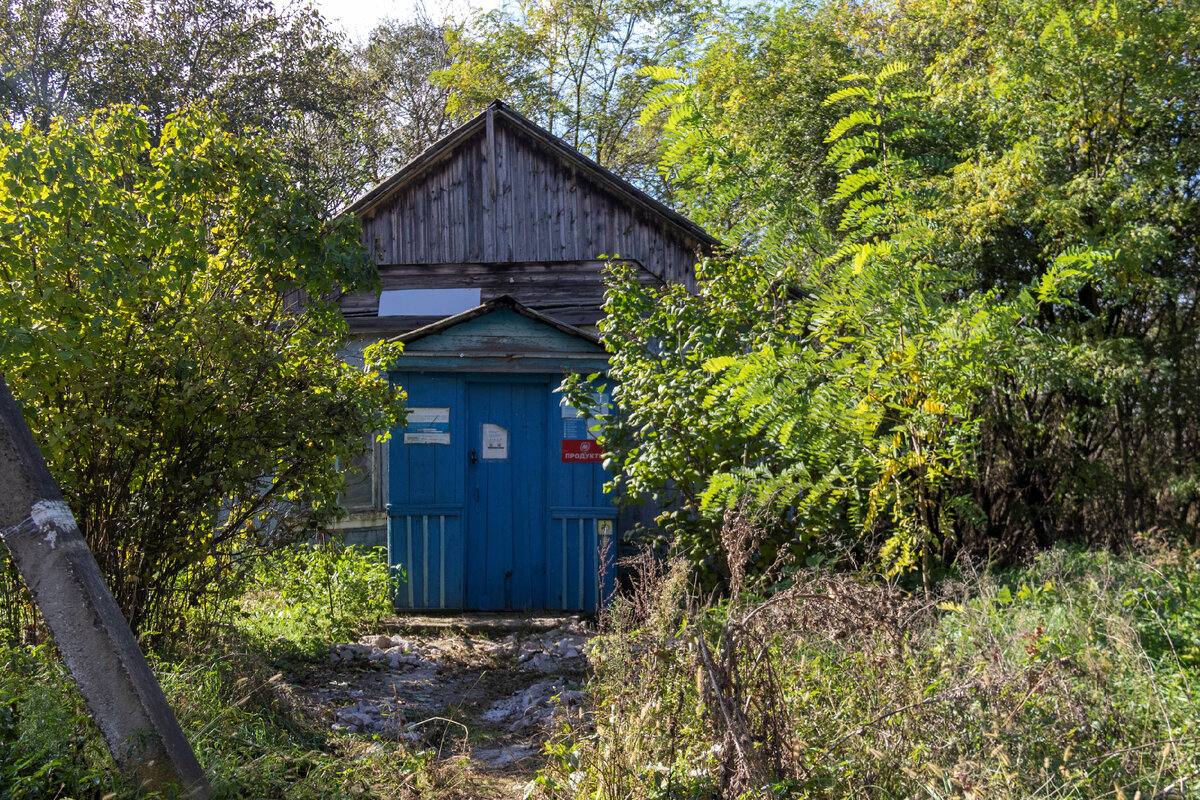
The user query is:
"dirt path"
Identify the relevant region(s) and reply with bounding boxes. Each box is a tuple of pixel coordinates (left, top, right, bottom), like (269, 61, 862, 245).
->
(291, 614, 593, 798)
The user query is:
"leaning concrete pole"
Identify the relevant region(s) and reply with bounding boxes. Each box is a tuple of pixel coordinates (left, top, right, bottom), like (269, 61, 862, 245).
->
(0, 373, 211, 799)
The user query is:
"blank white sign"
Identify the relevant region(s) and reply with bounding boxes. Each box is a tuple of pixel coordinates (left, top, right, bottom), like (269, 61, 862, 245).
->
(378, 288, 482, 317)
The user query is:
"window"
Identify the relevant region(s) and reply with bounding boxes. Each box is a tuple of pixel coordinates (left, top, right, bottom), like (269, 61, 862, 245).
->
(378, 288, 481, 317)
(340, 434, 388, 513)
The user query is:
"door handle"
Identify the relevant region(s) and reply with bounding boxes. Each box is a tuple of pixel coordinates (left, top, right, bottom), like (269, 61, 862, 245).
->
(469, 449, 478, 464)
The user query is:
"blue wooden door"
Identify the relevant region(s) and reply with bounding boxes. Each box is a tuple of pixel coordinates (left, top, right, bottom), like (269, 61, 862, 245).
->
(465, 381, 548, 609)
(388, 373, 465, 610)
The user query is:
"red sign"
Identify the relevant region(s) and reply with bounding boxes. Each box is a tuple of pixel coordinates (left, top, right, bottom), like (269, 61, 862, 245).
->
(561, 439, 603, 463)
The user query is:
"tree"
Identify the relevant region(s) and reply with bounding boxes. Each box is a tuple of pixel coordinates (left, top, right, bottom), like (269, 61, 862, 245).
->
(0, 106, 404, 635)
(358, 10, 469, 175)
(597, 0, 1200, 584)
(440, 0, 708, 193)
(0, 0, 385, 211)
(641, 3, 859, 250)
(904, 0, 1200, 552)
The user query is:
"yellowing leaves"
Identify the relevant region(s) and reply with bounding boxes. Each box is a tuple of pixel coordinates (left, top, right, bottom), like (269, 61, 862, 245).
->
(920, 398, 947, 415)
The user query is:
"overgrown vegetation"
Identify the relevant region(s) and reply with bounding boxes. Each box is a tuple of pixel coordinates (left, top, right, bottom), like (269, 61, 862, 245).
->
(534, 528, 1200, 799)
(1, 0, 1198, 798)
(0, 636, 441, 800)
(0, 106, 403, 636)
(0, 540, 422, 799)
(234, 542, 399, 651)
(584, 0, 1200, 584)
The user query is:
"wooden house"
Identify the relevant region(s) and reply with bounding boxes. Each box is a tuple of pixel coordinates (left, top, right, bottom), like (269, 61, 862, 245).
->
(335, 100, 715, 612)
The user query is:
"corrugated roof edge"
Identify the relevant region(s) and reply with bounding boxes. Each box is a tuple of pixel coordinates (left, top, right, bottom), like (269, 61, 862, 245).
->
(343, 99, 720, 249)
(389, 295, 603, 347)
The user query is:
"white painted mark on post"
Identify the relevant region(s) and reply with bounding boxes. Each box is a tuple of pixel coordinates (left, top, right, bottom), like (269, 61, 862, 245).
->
(31, 500, 74, 549)
(31, 500, 73, 531)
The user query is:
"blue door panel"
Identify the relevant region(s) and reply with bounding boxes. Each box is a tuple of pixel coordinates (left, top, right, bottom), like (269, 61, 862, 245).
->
(388, 373, 461, 508)
(387, 373, 464, 609)
(546, 516, 616, 611)
(390, 511, 464, 609)
(389, 371, 613, 612)
(466, 381, 547, 610)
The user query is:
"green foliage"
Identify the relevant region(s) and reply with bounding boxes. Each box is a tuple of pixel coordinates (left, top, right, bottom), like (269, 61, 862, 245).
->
(0, 0, 387, 211)
(535, 543, 1200, 799)
(0, 540, 415, 798)
(440, 0, 708, 191)
(0, 106, 404, 637)
(697, 62, 1035, 579)
(357, 11, 469, 175)
(639, 2, 857, 251)
(238, 542, 399, 649)
(0, 644, 118, 799)
(910, 0, 1200, 551)
(600, 0, 1200, 579)
(0, 635, 438, 799)
(570, 256, 797, 578)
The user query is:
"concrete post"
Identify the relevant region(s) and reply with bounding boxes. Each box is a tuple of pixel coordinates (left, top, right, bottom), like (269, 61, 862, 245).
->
(0, 374, 211, 799)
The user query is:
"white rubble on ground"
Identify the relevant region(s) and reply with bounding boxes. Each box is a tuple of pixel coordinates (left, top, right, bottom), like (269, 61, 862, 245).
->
(328, 634, 439, 670)
(505, 626, 590, 673)
(323, 623, 593, 741)
(328, 624, 592, 674)
(481, 679, 586, 734)
(330, 699, 420, 744)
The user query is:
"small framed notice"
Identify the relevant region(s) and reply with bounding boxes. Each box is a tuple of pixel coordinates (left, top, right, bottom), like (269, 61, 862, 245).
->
(404, 407, 451, 445)
(481, 424, 508, 459)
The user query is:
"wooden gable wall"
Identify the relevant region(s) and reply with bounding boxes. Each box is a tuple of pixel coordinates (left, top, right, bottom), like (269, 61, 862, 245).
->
(342, 110, 709, 333)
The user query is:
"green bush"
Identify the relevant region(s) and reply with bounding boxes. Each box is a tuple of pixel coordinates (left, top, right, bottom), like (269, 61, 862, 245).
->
(235, 542, 399, 649)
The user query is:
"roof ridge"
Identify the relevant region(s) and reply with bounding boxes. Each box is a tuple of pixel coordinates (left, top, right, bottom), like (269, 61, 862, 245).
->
(343, 101, 717, 248)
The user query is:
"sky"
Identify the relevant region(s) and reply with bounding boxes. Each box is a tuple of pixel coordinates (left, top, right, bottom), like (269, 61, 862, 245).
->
(307, 0, 501, 42)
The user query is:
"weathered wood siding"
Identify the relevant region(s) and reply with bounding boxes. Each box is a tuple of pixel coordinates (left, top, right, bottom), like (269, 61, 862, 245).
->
(348, 117, 705, 332)
(360, 126, 702, 281)
(340, 259, 662, 331)
(403, 308, 606, 357)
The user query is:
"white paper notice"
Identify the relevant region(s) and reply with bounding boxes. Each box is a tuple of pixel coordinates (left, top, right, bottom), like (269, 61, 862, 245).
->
(481, 424, 508, 459)
(404, 407, 451, 445)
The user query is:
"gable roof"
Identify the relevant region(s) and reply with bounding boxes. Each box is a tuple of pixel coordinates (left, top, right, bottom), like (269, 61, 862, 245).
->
(345, 100, 718, 249)
(392, 295, 601, 347)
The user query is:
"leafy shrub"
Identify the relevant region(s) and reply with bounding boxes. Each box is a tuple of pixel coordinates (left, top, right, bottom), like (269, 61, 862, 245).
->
(0, 106, 403, 638)
(236, 542, 399, 648)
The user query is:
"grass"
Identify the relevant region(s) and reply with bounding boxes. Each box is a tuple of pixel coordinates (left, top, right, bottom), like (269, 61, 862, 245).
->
(532, 537, 1200, 799)
(1, 537, 1197, 799)
(0, 542, 450, 800)
(0, 630, 454, 799)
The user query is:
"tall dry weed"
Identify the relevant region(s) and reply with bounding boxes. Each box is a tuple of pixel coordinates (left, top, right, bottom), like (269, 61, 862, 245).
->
(534, 519, 1199, 800)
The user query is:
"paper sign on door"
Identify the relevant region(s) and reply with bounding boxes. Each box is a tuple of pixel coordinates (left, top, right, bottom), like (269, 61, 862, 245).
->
(404, 407, 450, 445)
(481, 424, 508, 459)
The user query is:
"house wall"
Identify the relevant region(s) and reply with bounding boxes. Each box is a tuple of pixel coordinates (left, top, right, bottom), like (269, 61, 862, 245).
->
(342, 119, 704, 333)
(331, 107, 712, 567)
